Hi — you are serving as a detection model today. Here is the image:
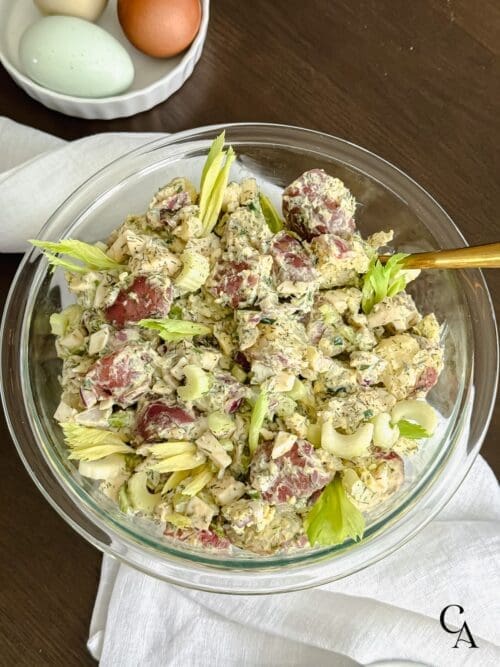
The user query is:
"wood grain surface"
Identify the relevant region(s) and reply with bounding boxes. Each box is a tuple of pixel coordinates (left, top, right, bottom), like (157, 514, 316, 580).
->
(0, 0, 499, 664)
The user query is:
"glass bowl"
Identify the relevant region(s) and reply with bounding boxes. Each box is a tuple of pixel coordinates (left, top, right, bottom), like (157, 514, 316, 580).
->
(1, 124, 497, 593)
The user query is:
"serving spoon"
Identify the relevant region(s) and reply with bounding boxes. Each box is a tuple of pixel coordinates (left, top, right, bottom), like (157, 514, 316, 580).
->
(379, 242, 500, 270)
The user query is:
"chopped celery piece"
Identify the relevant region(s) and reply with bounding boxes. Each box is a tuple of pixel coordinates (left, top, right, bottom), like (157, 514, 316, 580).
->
(169, 305, 183, 320)
(287, 379, 313, 406)
(199, 132, 233, 234)
(164, 513, 192, 529)
(220, 438, 234, 452)
(150, 451, 207, 473)
(391, 399, 437, 435)
(78, 454, 126, 480)
(62, 423, 128, 448)
(318, 303, 340, 326)
(248, 390, 268, 455)
(148, 441, 196, 458)
(118, 484, 132, 513)
(305, 476, 365, 547)
(139, 318, 211, 342)
(199, 136, 236, 235)
(306, 422, 322, 447)
(181, 464, 214, 496)
(273, 395, 296, 418)
(49, 304, 82, 336)
(341, 468, 364, 498)
(127, 471, 161, 514)
(206, 147, 235, 228)
(61, 423, 133, 461)
(321, 420, 373, 460)
(199, 151, 226, 223)
(108, 410, 135, 430)
(49, 313, 67, 337)
(175, 250, 210, 293)
(162, 469, 192, 494)
(207, 411, 235, 438)
(68, 444, 133, 461)
(200, 131, 226, 192)
(259, 193, 283, 233)
(231, 364, 247, 383)
(372, 412, 400, 448)
(30, 239, 123, 273)
(177, 365, 212, 401)
(361, 253, 409, 314)
(124, 453, 142, 471)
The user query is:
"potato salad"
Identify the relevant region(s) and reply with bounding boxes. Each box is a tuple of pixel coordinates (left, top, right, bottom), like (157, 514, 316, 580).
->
(34, 133, 444, 555)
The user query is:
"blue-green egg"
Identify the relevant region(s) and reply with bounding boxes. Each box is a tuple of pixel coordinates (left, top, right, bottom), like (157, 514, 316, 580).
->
(19, 16, 134, 98)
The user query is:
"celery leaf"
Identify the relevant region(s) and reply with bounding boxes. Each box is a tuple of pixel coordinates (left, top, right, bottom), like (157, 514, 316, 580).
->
(361, 252, 409, 314)
(259, 193, 284, 233)
(304, 476, 365, 547)
(139, 318, 211, 341)
(31, 239, 123, 273)
(396, 419, 430, 439)
(248, 390, 268, 455)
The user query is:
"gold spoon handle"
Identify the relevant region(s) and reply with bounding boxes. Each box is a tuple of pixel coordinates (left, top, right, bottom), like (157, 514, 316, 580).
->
(380, 242, 500, 270)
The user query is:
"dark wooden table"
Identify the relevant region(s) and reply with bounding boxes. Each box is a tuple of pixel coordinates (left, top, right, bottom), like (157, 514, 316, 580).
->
(1, 1, 499, 664)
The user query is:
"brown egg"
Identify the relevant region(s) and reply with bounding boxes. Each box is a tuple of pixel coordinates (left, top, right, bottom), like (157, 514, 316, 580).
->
(117, 0, 201, 58)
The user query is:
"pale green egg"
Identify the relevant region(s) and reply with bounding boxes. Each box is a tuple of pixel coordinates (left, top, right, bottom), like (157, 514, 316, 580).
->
(19, 16, 134, 98)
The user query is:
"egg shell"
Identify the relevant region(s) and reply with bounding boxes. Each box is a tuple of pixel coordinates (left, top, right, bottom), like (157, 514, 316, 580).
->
(19, 16, 134, 98)
(34, 0, 109, 22)
(117, 0, 201, 59)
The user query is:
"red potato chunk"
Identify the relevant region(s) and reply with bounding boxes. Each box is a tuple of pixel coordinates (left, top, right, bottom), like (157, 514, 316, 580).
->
(208, 260, 260, 309)
(373, 449, 404, 496)
(135, 399, 195, 442)
(282, 168, 356, 240)
(414, 366, 438, 392)
(312, 233, 351, 259)
(146, 177, 197, 229)
(347, 450, 404, 512)
(159, 191, 191, 214)
(244, 319, 307, 376)
(250, 440, 333, 504)
(193, 371, 250, 415)
(223, 503, 306, 555)
(164, 527, 231, 551)
(270, 231, 317, 283)
(105, 276, 172, 328)
(82, 346, 155, 408)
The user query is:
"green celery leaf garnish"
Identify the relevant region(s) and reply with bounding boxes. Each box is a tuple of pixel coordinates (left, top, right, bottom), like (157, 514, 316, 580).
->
(30, 239, 123, 273)
(248, 390, 268, 455)
(203, 146, 236, 235)
(396, 419, 431, 439)
(259, 193, 284, 233)
(199, 152, 226, 225)
(108, 410, 134, 430)
(198, 132, 236, 236)
(168, 305, 184, 320)
(61, 422, 133, 461)
(200, 131, 226, 192)
(139, 318, 211, 342)
(361, 252, 409, 314)
(304, 476, 365, 547)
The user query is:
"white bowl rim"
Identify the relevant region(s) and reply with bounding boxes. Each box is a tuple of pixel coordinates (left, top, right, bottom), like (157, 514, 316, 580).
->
(0, 0, 209, 105)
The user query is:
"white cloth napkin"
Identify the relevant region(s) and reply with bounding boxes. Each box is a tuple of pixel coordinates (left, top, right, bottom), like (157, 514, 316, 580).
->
(1, 118, 499, 666)
(88, 456, 500, 667)
(0, 117, 164, 252)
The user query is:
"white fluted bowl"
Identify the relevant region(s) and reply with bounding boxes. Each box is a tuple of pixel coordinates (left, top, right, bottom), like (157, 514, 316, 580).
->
(0, 0, 209, 119)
